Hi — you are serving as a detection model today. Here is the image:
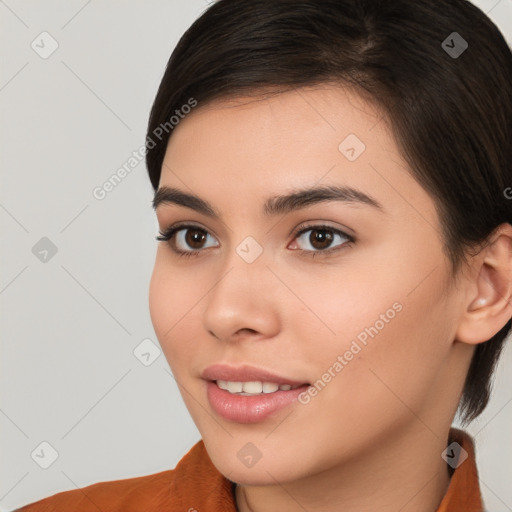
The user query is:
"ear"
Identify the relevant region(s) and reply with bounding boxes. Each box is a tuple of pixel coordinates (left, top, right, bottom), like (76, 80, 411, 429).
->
(455, 223, 512, 345)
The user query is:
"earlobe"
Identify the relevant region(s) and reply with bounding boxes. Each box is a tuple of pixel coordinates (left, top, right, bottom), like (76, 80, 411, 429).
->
(455, 225, 512, 345)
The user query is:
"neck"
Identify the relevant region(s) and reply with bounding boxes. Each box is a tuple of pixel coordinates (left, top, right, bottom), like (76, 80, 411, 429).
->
(235, 424, 452, 512)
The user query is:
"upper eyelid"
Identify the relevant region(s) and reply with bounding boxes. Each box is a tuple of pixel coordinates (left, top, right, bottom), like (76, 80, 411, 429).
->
(156, 206, 357, 236)
(160, 221, 351, 236)
(163, 220, 220, 240)
(294, 222, 353, 237)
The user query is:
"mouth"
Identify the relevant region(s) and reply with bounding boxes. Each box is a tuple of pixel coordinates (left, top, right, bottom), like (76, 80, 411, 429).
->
(214, 380, 305, 395)
(201, 364, 311, 423)
(201, 363, 309, 388)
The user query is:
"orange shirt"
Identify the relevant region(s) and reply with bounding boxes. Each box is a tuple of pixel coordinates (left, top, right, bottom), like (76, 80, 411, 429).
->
(16, 427, 483, 511)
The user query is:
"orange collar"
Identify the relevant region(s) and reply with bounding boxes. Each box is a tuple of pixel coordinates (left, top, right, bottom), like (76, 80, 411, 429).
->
(436, 428, 484, 512)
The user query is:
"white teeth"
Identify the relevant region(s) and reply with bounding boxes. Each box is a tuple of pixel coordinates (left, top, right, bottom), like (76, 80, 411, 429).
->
(216, 380, 243, 393)
(216, 380, 300, 395)
(229, 381, 243, 393)
(262, 382, 279, 393)
(243, 381, 262, 394)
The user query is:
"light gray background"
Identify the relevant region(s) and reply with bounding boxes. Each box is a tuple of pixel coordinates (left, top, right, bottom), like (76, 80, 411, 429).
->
(1, 1, 511, 510)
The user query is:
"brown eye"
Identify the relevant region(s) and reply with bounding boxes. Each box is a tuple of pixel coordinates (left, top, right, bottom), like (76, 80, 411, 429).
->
(292, 224, 353, 255)
(184, 228, 208, 249)
(156, 224, 219, 257)
(308, 229, 334, 250)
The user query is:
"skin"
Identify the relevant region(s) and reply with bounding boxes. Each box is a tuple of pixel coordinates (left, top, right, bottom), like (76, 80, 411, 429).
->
(148, 85, 512, 512)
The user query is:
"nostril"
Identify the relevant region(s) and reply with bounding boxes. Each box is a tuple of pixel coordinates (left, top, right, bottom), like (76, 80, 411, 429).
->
(237, 328, 258, 335)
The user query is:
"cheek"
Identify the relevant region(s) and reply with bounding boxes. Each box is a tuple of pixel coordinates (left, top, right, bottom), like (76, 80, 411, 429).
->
(305, 270, 453, 427)
(148, 255, 197, 367)
(148, 256, 172, 340)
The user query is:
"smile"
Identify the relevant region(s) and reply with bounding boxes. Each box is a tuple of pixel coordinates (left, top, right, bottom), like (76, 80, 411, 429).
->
(215, 380, 303, 395)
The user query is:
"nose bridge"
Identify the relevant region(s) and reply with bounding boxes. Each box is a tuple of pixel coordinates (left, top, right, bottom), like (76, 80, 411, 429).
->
(216, 219, 269, 283)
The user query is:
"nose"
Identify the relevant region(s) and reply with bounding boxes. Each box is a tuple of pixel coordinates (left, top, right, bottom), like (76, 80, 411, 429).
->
(202, 246, 281, 343)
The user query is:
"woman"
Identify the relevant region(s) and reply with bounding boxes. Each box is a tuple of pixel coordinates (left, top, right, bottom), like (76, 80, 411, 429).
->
(16, 0, 512, 510)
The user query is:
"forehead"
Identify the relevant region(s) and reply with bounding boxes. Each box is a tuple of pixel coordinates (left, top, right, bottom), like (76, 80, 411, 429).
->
(163, 86, 387, 179)
(159, 85, 437, 227)
(172, 85, 389, 148)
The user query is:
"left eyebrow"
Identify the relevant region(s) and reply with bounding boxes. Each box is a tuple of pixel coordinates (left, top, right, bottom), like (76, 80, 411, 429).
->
(152, 184, 385, 217)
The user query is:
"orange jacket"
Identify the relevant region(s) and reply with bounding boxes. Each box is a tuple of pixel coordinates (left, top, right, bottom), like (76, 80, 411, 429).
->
(16, 428, 483, 511)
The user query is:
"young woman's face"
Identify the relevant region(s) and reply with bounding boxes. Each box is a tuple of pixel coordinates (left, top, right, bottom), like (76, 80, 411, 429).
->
(149, 86, 472, 485)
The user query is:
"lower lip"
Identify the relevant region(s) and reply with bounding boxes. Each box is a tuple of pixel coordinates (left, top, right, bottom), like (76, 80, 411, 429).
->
(206, 381, 309, 424)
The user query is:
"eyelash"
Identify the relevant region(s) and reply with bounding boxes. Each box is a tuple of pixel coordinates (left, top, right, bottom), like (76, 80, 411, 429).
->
(155, 222, 355, 259)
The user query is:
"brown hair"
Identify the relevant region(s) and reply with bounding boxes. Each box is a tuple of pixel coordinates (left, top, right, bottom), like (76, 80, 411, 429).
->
(145, 0, 512, 424)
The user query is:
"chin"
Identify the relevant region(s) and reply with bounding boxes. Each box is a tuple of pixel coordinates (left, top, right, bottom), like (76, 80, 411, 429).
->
(203, 438, 309, 486)
(215, 459, 297, 487)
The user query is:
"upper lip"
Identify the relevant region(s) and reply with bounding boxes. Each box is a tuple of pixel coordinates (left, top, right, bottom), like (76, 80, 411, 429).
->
(201, 364, 309, 386)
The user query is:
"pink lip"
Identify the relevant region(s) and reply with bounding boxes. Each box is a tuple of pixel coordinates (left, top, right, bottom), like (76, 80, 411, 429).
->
(202, 364, 310, 424)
